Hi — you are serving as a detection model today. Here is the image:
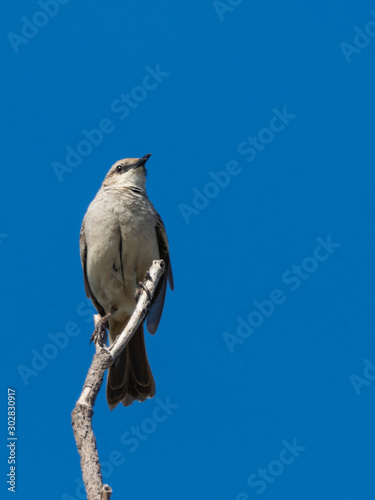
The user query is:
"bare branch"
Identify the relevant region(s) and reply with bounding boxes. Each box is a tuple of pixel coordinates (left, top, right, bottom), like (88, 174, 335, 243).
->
(71, 260, 165, 500)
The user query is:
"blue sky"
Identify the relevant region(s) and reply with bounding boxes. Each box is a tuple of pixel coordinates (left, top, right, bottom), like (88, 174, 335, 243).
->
(1, 1, 375, 499)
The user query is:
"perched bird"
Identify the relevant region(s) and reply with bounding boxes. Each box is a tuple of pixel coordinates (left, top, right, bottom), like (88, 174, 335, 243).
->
(79, 154, 173, 409)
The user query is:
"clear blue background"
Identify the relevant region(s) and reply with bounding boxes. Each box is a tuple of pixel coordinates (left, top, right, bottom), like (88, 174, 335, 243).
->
(1, 1, 375, 499)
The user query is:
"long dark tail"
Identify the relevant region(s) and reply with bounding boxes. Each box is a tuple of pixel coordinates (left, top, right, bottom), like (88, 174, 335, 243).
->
(106, 323, 155, 409)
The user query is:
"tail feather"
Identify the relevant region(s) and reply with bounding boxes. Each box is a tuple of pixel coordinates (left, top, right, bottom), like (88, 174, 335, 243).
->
(106, 323, 155, 409)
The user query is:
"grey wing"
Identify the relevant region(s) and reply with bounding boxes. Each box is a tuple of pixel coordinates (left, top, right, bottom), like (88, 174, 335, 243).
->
(146, 213, 174, 335)
(79, 217, 105, 316)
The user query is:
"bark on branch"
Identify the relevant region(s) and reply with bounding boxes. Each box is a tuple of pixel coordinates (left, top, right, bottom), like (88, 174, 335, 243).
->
(71, 260, 165, 500)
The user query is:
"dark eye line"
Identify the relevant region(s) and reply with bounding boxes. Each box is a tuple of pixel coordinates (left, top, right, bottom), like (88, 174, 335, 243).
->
(115, 163, 146, 174)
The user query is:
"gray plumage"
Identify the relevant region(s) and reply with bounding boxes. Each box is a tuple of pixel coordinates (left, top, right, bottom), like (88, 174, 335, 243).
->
(80, 155, 173, 409)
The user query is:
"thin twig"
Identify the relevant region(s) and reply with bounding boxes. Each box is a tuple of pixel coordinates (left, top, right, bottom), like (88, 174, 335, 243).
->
(71, 260, 165, 500)
(101, 484, 113, 500)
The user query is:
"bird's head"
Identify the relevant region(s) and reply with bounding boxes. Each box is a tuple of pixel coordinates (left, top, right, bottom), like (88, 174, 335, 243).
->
(102, 154, 151, 190)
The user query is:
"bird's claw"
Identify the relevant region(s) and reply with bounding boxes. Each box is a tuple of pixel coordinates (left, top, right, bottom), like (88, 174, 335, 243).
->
(137, 282, 152, 302)
(90, 314, 110, 346)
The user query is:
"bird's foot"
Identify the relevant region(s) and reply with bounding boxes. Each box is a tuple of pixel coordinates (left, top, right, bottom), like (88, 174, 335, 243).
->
(136, 281, 152, 302)
(90, 312, 111, 346)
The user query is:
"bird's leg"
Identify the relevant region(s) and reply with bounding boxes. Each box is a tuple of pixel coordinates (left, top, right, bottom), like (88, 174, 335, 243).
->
(90, 307, 116, 346)
(90, 313, 110, 346)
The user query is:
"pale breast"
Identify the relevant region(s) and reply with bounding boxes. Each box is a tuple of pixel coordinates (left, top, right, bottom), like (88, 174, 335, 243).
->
(83, 187, 160, 315)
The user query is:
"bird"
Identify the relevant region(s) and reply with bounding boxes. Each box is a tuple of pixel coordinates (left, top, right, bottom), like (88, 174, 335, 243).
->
(79, 154, 173, 409)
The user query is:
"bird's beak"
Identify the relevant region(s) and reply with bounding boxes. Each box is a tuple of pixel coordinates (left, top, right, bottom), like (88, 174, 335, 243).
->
(135, 153, 152, 168)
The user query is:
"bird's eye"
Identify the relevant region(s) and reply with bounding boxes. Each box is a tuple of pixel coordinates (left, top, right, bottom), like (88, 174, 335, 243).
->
(116, 165, 122, 173)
